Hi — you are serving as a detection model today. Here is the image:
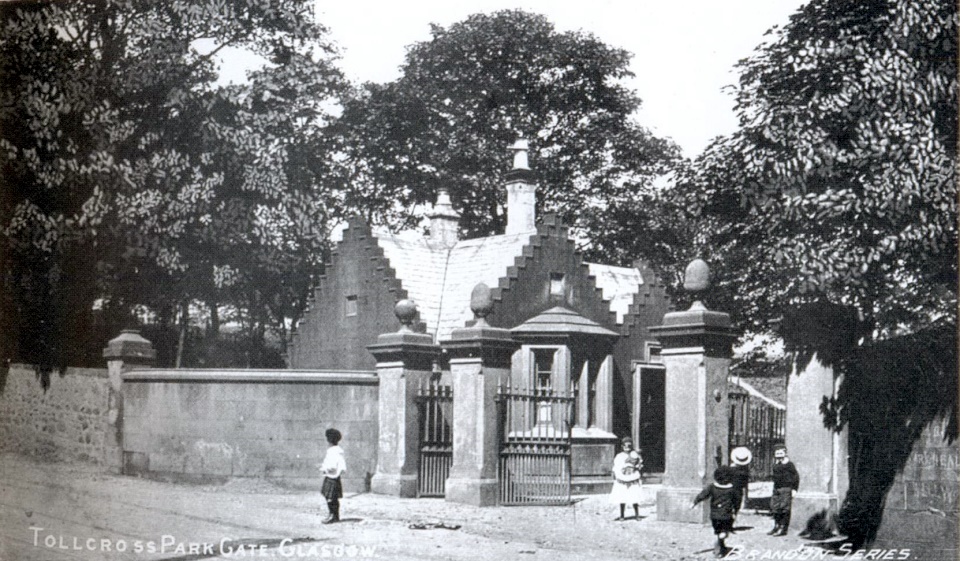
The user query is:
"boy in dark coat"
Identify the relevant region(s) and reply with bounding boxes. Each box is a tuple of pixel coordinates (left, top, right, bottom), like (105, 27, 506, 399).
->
(769, 445, 800, 536)
(693, 466, 739, 557)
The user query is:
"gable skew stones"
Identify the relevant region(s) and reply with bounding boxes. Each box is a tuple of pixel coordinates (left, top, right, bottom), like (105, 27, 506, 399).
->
(287, 213, 661, 369)
(364, 213, 647, 342)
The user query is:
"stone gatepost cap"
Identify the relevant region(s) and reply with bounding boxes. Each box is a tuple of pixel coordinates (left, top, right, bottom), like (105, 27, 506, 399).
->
(377, 298, 435, 345)
(103, 329, 157, 363)
(683, 259, 710, 292)
(395, 299, 418, 332)
(443, 284, 519, 366)
(681, 258, 713, 312)
(470, 283, 494, 323)
(367, 300, 439, 368)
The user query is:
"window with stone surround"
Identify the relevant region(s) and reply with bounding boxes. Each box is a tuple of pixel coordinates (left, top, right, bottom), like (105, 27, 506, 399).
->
(533, 348, 555, 390)
(549, 272, 565, 299)
(531, 347, 559, 426)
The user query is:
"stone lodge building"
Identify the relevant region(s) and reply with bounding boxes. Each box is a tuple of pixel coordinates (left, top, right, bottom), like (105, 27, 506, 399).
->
(287, 140, 673, 489)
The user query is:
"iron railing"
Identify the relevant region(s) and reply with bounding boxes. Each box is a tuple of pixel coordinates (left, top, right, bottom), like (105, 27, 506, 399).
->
(417, 379, 453, 497)
(497, 385, 574, 506)
(728, 392, 786, 479)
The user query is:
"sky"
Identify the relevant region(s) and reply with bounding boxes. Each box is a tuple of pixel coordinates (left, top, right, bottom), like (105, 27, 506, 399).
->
(218, 1, 805, 157)
(308, 0, 806, 158)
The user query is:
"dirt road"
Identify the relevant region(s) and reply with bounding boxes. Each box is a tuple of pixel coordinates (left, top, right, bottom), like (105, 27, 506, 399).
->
(0, 454, 819, 560)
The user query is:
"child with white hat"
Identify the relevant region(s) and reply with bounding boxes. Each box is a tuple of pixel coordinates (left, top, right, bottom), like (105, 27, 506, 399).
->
(729, 446, 752, 515)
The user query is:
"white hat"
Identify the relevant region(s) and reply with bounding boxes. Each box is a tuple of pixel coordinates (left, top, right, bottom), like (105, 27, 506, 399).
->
(730, 446, 753, 466)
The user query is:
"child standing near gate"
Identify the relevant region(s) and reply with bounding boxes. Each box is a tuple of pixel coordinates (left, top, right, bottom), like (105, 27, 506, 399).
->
(320, 428, 346, 524)
(609, 437, 643, 520)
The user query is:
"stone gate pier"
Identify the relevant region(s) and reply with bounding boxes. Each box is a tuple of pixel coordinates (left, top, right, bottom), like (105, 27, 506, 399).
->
(650, 259, 737, 523)
(779, 303, 856, 531)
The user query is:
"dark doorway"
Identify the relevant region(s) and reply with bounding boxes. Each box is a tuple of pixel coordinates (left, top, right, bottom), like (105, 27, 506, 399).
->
(637, 366, 666, 473)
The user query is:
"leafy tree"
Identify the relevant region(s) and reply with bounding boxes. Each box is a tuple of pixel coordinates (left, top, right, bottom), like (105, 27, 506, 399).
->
(658, 0, 956, 547)
(332, 9, 680, 239)
(0, 0, 347, 367)
(164, 45, 347, 367)
(674, 0, 956, 335)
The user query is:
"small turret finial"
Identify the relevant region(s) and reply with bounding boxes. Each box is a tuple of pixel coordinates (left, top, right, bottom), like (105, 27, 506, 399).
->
(509, 135, 530, 170)
(435, 188, 453, 209)
(428, 188, 460, 246)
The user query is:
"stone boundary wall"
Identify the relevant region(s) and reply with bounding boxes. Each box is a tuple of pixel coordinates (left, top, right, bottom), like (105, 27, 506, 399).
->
(121, 369, 379, 492)
(0, 364, 112, 465)
(873, 416, 958, 561)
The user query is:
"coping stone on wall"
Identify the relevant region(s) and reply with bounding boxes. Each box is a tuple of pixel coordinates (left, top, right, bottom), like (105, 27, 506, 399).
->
(122, 369, 378, 384)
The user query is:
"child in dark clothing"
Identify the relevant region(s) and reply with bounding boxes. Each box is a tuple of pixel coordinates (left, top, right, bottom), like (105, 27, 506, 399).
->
(769, 445, 800, 536)
(693, 466, 739, 558)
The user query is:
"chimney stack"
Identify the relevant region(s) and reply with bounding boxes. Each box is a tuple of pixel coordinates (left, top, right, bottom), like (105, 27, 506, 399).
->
(505, 137, 537, 236)
(428, 188, 460, 246)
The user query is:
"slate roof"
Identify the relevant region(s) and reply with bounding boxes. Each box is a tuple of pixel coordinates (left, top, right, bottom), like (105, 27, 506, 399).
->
(587, 263, 644, 324)
(511, 306, 619, 337)
(375, 230, 532, 341)
(375, 228, 645, 342)
(730, 377, 786, 410)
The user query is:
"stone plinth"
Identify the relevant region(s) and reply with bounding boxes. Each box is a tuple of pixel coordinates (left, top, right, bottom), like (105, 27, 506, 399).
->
(368, 310, 440, 497)
(650, 303, 737, 523)
(571, 429, 618, 494)
(442, 323, 519, 506)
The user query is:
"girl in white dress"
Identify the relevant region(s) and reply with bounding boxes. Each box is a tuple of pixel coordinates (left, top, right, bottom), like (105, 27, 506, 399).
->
(610, 437, 643, 520)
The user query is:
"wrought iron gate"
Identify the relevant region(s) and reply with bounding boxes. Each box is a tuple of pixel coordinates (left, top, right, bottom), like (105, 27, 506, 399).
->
(728, 392, 786, 479)
(417, 379, 453, 497)
(497, 385, 574, 505)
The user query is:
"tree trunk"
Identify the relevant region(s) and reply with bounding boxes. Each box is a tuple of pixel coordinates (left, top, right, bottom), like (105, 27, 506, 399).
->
(156, 301, 173, 367)
(276, 313, 287, 359)
(247, 289, 266, 367)
(175, 300, 188, 368)
(206, 299, 219, 367)
(254, 318, 266, 367)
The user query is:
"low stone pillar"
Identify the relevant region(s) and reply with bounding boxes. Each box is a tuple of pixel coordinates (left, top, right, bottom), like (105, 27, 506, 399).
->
(368, 300, 440, 497)
(442, 284, 519, 506)
(103, 329, 156, 473)
(781, 303, 857, 531)
(649, 260, 737, 523)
